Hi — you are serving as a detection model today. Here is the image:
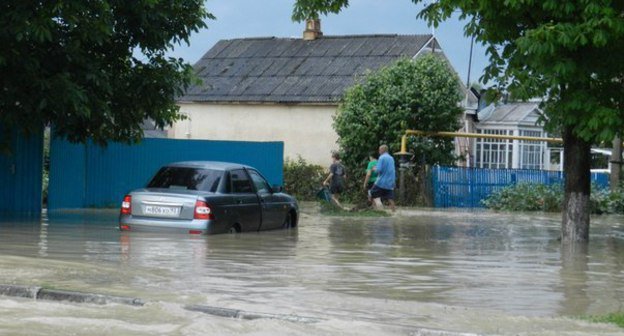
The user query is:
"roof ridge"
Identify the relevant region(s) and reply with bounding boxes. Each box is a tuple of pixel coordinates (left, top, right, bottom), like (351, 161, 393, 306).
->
(319, 33, 432, 39)
(219, 33, 433, 42)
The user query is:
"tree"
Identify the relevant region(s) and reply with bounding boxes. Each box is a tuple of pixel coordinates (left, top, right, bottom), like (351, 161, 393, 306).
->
(292, 0, 349, 21)
(420, 1, 624, 244)
(0, 1, 212, 147)
(293, 1, 624, 243)
(335, 56, 463, 177)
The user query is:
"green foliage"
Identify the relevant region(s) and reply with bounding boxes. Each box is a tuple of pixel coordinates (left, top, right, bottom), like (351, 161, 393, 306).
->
(483, 183, 624, 215)
(335, 55, 463, 175)
(590, 187, 624, 215)
(292, 0, 349, 21)
(585, 312, 624, 329)
(417, 0, 624, 145)
(283, 156, 325, 201)
(0, 1, 213, 147)
(482, 183, 564, 212)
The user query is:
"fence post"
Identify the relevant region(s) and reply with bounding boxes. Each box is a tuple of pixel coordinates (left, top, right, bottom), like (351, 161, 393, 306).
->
(399, 164, 406, 205)
(424, 164, 433, 207)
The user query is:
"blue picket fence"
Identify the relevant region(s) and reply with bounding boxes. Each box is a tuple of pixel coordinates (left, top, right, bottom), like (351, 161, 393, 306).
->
(48, 137, 283, 210)
(432, 166, 610, 208)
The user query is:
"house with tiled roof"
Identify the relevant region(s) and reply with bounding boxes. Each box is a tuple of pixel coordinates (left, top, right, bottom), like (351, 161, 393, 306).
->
(172, 22, 477, 165)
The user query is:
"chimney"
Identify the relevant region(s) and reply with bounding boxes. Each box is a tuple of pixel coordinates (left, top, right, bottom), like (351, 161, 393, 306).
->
(303, 18, 322, 40)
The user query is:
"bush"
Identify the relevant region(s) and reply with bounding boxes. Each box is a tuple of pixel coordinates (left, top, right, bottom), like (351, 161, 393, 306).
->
(483, 183, 624, 214)
(283, 156, 325, 201)
(283, 157, 430, 207)
(334, 56, 463, 195)
(481, 183, 563, 212)
(590, 187, 624, 214)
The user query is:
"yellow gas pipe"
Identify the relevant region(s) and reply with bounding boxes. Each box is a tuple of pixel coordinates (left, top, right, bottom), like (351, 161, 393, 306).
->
(396, 130, 563, 156)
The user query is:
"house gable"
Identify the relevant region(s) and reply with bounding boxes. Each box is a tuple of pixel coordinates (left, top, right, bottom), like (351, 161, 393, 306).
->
(477, 103, 543, 128)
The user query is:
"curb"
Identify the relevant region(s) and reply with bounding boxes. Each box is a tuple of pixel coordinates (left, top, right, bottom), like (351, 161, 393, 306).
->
(37, 288, 145, 306)
(411, 329, 483, 336)
(0, 284, 482, 335)
(0, 284, 316, 323)
(0, 284, 41, 299)
(185, 304, 323, 324)
(0, 284, 144, 306)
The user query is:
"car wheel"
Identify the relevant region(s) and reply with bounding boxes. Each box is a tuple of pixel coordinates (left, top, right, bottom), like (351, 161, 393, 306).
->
(283, 212, 293, 229)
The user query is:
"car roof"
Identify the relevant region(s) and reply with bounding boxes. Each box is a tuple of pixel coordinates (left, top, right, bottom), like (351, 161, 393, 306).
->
(165, 161, 254, 171)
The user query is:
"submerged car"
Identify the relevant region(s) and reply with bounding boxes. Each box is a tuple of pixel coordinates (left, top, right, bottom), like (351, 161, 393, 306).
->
(119, 161, 298, 234)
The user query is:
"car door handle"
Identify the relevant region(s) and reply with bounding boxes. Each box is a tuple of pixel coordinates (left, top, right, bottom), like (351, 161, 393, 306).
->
(236, 199, 244, 204)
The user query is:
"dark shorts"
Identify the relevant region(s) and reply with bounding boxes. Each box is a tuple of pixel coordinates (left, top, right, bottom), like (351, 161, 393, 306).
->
(330, 185, 344, 194)
(366, 182, 374, 190)
(370, 185, 394, 200)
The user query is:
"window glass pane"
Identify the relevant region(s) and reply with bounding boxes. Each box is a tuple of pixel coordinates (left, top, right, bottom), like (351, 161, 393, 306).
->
(475, 128, 514, 169)
(249, 170, 271, 193)
(230, 169, 254, 193)
(147, 167, 222, 192)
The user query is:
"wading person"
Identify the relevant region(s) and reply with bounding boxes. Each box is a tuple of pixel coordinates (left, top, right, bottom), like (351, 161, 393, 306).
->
(323, 151, 347, 209)
(370, 145, 396, 211)
(362, 152, 378, 201)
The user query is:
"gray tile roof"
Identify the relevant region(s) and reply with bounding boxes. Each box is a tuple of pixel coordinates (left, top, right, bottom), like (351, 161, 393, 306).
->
(478, 102, 542, 126)
(180, 34, 434, 104)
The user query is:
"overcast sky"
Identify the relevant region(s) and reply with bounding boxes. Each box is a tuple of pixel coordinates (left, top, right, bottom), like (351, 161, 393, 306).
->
(169, 0, 489, 85)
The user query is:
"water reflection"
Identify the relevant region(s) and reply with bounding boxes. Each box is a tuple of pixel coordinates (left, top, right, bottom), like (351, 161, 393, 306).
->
(559, 243, 590, 316)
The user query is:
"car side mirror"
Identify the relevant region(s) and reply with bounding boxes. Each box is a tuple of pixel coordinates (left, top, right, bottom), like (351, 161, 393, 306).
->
(272, 185, 283, 193)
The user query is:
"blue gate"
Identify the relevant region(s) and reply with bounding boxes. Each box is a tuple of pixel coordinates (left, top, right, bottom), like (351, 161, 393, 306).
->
(48, 137, 283, 210)
(0, 130, 43, 215)
(432, 166, 610, 208)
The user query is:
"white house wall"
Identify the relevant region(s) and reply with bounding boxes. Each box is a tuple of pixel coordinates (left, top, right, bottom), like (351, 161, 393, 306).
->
(171, 103, 339, 166)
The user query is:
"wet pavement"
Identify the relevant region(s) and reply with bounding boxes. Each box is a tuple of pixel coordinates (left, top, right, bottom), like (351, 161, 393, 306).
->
(0, 204, 623, 335)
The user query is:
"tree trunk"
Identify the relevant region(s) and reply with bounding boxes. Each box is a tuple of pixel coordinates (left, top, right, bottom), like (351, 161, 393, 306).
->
(610, 136, 622, 190)
(561, 126, 591, 243)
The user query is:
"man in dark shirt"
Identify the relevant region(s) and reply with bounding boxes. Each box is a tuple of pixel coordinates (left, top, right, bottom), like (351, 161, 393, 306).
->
(323, 151, 347, 208)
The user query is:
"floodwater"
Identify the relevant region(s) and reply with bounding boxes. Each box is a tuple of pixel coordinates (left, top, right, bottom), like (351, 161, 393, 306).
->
(0, 205, 623, 335)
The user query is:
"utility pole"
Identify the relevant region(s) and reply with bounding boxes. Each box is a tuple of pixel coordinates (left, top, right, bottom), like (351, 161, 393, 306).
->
(466, 35, 474, 87)
(610, 136, 622, 190)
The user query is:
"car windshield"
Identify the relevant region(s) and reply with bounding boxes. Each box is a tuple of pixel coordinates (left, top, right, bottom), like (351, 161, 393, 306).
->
(147, 167, 223, 192)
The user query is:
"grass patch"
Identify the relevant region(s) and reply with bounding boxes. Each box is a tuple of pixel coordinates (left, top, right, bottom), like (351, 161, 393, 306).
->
(319, 201, 390, 217)
(585, 312, 624, 328)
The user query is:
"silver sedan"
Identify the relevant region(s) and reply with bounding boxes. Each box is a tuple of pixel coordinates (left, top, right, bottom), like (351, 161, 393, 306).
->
(119, 161, 298, 234)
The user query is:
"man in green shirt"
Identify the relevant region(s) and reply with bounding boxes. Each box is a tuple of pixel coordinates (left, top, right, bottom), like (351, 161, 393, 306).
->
(362, 152, 379, 198)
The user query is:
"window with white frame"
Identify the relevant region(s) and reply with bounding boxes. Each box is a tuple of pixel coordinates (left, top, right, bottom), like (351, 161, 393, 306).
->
(475, 129, 513, 169)
(519, 129, 545, 169)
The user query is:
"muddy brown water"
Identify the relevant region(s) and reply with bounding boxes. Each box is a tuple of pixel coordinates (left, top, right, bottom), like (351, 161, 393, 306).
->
(0, 205, 623, 335)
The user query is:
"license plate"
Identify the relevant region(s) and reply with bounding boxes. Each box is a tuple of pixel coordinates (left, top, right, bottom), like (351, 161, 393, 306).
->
(143, 205, 180, 217)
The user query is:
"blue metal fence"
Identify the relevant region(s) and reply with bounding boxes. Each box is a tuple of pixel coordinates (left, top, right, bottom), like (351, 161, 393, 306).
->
(48, 137, 283, 210)
(432, 166, 610, 208)
(0, 129, 43, 215)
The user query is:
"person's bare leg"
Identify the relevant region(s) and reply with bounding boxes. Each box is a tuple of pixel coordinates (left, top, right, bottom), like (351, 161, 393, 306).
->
(388, 199, 396, 212)
(372, 198, 383, 209)
(331, 194, 343, 209)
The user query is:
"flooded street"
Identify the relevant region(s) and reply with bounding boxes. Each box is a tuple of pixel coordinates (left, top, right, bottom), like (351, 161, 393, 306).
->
(1, 204, 623, 335)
